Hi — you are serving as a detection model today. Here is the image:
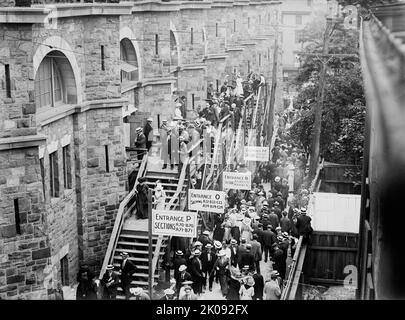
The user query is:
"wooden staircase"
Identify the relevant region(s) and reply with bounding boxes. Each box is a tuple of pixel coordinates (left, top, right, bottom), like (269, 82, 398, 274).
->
(113, 230, 169, 299)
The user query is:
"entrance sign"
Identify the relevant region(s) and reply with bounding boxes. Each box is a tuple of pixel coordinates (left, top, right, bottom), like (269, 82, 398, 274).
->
(244, 146, 269, 161)
(152, 210, 197, 238)
(223, 171, 252, 190)
(188, 189, 226, 213)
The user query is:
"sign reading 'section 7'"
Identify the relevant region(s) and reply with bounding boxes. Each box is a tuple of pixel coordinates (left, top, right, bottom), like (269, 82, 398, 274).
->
(188, 189, 226, 213)
(244, 146, 270, 161)
(152, 210, 197, 238)
(223, 172, 252, 190)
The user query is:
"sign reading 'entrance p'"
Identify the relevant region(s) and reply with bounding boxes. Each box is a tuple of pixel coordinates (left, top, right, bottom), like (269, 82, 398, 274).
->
(188, 189, 226, 213)
(152, 210, 197, 238)
(223, 171, 252, 190)
(244, 146, 270, 161)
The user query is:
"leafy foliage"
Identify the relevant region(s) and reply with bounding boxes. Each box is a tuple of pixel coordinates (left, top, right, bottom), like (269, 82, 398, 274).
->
(290, 16, 365, 166)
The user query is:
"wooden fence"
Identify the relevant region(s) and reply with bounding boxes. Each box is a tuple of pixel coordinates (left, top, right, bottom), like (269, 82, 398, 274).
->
(304, 231, 358, 286)
(319, 163, 361, 194)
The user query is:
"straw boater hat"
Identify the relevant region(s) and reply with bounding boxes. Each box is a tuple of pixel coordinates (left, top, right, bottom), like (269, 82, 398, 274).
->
(194, 249, 202, 256)
(217, 250, 226, 257)
(205, 243, 213, 249)
(214, 241, 222, 250)
(236, 213, 244, 221)
(120, 251, 129, 257)
(230, 239, 237, 245)
(203, 230, 210, 236)
(282, 232, 289, 238)
(106, 264, 114, 271)
(176, 250, 184, 256)
(275, 176, 281, 182)
(271, 270, 280, 278)
(193, 241, 203, 247)
(243, 217, 251, 225)
(179, 265, 187, 272)
(164, 288, 175, 296)
(136, 127, 142, 133)
(130, 287, 143, 296)
(300, 207, 307, 214)
(147, 117, 153, 122)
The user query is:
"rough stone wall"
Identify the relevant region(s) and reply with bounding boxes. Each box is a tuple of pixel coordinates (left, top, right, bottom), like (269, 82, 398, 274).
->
(0, 25, 37, 139)
(0, 147, 50, 300)
(80, 107, 127, 270)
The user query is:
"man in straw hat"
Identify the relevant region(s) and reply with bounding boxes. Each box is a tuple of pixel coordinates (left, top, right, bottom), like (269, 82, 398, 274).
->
(176, 264, 192, 296)
(264, 270, 282, 300)
(190, 249, 203, 295)
(134, 126, 146, 163)
(161, 288, 176, 300)
(173, 250, 186, 281)
(179, 281, 197, 300)
(129, 287, 150, 300)
(100, 264, 119, 300)
(119, 252, 138, 299)
(144, 117, 154, 152)
(201, 243, 216, 292)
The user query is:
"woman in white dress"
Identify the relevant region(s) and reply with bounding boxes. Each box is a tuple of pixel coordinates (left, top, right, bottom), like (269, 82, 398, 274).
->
(235, 73, 244, 97)
(153, 181, 166, 210)
(239, 276, 255, 300)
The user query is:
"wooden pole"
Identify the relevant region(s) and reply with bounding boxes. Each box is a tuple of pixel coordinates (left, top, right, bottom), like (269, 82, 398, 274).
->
(268, 29, 279, 147)
(309, 19, 333, 179)
(148, 189, 153, 300)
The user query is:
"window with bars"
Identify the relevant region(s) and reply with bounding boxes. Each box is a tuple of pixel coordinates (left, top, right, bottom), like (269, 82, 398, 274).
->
(34, 57, 63, 109)
(5, 64, 11, 98)
(62, 145, 72, 189)
(295, 30, 303, 43)
(49, 151, 59, 198)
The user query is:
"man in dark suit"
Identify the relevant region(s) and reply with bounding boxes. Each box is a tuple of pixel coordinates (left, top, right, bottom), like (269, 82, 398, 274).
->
(295, 207, 313, 244)
(268, 209, 280, 231)
(201, 244, 217, 292)
(190, 249, 204, 295)
(198, 230, 213, 248)
(176, 265, 192, 297)
(173, 250, 187, 282)
(250, 234, 262, 274)
(134, 127, 146, 163)
(229, 239, 239, 267)
(120, 252, 138, 300)
(101, 264, 120, 300)
(160, 288, 177, 300)
(252, 270, 264, 300)
(239, 244, 255, 272)
(262, 227, 277, 263)
(143, 117, 154, 152)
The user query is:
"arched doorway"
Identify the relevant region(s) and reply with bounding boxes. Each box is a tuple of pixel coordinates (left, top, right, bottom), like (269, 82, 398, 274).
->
(34, 50, 77, 111)
(120, 38, 139, 82)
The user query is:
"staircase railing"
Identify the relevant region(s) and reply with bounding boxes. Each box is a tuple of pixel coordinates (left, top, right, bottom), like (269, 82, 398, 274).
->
(99, 152, 149, 280)
(281, 235, 306, 300)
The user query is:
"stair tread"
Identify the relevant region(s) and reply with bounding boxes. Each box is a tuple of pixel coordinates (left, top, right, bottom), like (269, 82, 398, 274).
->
(115, 248, 165, 255)
(114, 256, 150, 262)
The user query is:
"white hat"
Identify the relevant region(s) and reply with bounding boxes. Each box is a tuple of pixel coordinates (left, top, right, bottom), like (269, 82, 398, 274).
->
(214, 241, 222, 249)
(217, 250, 226, 257)
(179, 265, 187, 272)
(147, 117, 153, 122)
(194, 249, 202, 255)
(164, 288, 175, 295)
(136, 127, 143, 132)
(176, 102, 182, 107)
(300, 207, 307, 213)
(203, 230, 210, 236)
(130, 287, 143, 295)
(193, 241, 203, 247)
(275, 176, 281, 182)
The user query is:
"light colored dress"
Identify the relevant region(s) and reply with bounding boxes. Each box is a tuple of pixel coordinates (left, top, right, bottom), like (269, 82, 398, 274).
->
(239, 285, 254, 300)
(235, 77, 244, 96)
(154, 188, 166, 210)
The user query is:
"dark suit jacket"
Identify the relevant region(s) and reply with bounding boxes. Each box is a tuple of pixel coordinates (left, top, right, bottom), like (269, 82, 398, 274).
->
(239, 252, 255, 270)
(101, 271, 120, 298)
(230, 246, 239, 267)
(262, 230, 277, 247)
(296, 215, 312, 235)
(250, 240, 262, 262)
(280, 217, 291, 233)
(252, 273, 264, 299)
(176, 271, 192, 285)
(268, 213, 279, 230)
(120, 259, 137, 285)
(190, 257, 203, 278)
(201, 252, 217, 273)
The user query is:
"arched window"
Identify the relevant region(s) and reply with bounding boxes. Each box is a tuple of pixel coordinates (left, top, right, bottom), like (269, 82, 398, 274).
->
(120, 38, 139, 82)
(170, 30, 179, 67)
(34, 50, 77, 110)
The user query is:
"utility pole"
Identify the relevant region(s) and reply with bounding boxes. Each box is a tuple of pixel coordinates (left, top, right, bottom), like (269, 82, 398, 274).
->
(147, 189, 153, 300)
(309, 18, 334, 179)
(267, 25, 279, 151)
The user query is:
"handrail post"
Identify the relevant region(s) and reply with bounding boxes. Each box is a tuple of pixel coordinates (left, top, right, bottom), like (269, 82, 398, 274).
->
(148, 189, 153, 300)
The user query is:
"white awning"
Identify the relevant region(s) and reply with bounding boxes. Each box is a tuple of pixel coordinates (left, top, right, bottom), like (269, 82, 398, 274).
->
(120, 61, 138, 73)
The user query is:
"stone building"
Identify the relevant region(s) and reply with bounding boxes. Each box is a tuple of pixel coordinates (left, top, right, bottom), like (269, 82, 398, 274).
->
(0, 0, 282, 299)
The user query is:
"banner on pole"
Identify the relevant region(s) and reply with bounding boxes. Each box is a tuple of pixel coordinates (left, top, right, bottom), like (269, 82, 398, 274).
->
(152, 210, 197, 238)
(223, 171, 252, 190)
(188, 189, 226, 213)
(244, 146, 270, 161)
